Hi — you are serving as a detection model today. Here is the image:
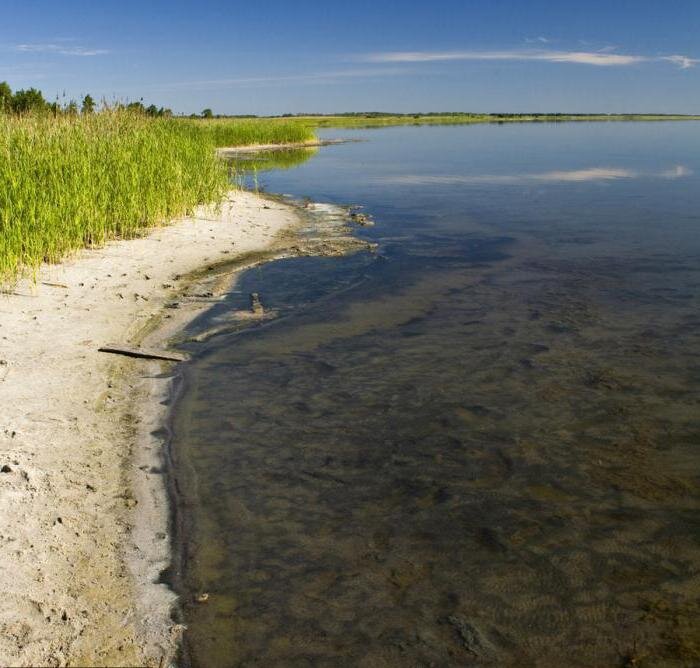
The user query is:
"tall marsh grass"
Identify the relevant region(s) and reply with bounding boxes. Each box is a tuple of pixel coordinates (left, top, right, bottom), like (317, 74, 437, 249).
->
(0, 113, 316, 282)
(193, 118, 316, 147)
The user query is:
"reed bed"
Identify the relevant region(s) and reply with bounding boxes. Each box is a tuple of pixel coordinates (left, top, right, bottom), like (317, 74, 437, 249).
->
(0, 114, 316, 282)
(192, 118, 316, 147)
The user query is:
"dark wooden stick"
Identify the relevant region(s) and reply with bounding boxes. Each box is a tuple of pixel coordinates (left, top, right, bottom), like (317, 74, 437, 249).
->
(98, 345, 188, 362)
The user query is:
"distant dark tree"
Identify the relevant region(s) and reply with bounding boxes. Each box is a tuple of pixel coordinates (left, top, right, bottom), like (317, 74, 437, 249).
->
(48, 101, 60, 117)
(145, 104, 159, 116)
(127, 101, 146, 114)
(81, 94, 95, 114)
(0, 81, 12, 112)
(65, 100, 78, 115)
(201, 108, 213, 119)
(12, 87, 47, 114)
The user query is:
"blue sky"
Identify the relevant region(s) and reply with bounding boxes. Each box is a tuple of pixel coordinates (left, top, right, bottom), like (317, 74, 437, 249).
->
(1, 0, 699, 115)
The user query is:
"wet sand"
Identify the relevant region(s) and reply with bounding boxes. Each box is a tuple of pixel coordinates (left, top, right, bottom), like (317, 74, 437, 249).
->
(0, 191, 302, 666)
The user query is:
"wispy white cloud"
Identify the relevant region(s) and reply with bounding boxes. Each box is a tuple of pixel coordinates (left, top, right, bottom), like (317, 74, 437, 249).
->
(14, 43, 108, 57)
(152, 67, 409, 91)
(525, 36, 551, 44)
(379, 165, 692, 186)
(660, 54, 698, 69)
(359, 49, 697, 68)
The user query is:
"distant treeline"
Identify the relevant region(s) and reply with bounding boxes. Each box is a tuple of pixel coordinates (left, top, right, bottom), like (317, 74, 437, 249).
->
(2, 82, 694, 121)
(0, 83, 241, 119)
(0, 82, 173, 117)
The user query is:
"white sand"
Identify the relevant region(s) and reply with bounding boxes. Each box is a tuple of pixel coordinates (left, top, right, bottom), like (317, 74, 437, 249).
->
(0, 190, 301, 666)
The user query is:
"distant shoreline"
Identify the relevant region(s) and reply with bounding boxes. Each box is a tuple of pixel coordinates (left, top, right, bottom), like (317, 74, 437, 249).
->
(213, 114, 700, 156)
(304, 113, 700, 129)
(202, 113, 700, 131)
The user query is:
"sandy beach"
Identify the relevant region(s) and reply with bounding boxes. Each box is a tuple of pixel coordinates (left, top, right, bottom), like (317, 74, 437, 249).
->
(0, 190, 302, 666)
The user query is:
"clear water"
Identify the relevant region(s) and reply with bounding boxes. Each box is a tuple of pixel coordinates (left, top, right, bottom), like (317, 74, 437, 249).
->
(171, 123, 700, 667)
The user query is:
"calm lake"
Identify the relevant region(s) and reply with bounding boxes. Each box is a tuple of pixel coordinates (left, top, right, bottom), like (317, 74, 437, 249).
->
(171, 123, 700, 667)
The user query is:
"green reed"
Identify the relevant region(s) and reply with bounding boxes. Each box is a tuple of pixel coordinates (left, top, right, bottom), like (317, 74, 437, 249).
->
(0, 113, 319, 282)
(190, 118, 316, 146)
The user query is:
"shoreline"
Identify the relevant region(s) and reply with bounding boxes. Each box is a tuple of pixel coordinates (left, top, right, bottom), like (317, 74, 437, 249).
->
(0, 190, 305, 666)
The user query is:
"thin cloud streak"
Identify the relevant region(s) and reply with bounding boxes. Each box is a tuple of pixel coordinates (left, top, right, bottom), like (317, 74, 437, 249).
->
(379, 166, 693, 186)
(152, 68, 410, 91)
(361, 49, 698, 68)
(14, 43, 109, 56)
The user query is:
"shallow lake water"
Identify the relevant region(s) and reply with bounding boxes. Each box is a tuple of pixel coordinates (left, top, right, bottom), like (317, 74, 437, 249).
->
(170, 123, 700, 667)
